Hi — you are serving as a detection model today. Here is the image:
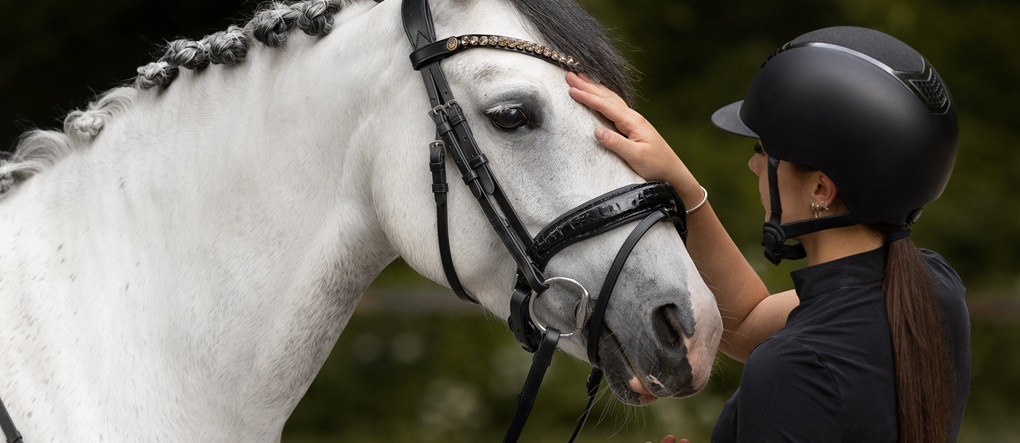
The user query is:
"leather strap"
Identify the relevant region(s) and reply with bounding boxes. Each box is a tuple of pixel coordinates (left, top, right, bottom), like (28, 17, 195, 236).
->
(762, 156, 806, 263)
(430, 141, 477, 303)
(0, 397, 22, 443)
(586, 210, 670, 366)
(568, 368, 603, 443)
(502, 328, 560, 443)
(405, 0, 548, 293)
(401, 0, 436, 51)
(568, 210, 669, 443)
(528, 183, 685, 268)
(508, 283, 542, 352)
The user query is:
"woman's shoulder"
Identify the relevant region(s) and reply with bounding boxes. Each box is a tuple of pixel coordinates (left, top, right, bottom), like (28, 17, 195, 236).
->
(918, 248, 965, 291)
(917, 248, 968, 313)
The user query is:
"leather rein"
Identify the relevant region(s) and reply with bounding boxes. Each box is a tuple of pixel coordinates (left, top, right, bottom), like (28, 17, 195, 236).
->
(401, 0, 689, 441)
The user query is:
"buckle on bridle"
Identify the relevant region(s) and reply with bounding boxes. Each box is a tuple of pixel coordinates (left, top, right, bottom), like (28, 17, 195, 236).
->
(428, 99, 459, 117)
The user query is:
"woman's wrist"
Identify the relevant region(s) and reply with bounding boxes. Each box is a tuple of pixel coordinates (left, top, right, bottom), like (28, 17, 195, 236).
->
(663, 167, 704, 210)
(685, 186, 709, 214)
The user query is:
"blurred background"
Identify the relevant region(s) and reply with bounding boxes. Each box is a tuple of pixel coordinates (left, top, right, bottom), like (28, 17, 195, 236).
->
(2, 0, 1018, 441)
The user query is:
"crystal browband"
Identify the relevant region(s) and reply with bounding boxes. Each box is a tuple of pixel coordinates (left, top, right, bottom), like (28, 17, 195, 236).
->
(408, 33, 581, 71)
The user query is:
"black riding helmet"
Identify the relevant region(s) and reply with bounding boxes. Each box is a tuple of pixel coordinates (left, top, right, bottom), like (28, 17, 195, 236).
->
(712, 26, 958, 264)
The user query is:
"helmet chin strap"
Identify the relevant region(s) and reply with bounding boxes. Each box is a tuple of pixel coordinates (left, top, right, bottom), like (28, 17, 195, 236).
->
(761, 156, 856, 265)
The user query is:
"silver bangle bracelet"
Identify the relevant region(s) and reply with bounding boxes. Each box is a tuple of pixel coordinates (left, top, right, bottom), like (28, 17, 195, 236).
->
(685, 185, 708, 214)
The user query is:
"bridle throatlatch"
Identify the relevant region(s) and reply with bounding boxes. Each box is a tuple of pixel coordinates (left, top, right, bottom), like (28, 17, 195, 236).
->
(402, 0, 689, 441)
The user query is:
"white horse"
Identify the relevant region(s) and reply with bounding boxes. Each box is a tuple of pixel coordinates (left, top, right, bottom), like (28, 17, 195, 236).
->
(0, 0, 721, 440)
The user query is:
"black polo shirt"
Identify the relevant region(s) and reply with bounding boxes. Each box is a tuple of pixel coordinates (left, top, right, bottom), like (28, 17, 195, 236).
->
(711, 246, 970, 442)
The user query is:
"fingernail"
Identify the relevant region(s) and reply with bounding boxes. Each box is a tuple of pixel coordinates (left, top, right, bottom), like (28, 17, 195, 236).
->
(594, 127, 607, 141)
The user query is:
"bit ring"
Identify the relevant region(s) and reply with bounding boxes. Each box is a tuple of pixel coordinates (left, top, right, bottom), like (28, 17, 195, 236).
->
(528, 276, 590, 338)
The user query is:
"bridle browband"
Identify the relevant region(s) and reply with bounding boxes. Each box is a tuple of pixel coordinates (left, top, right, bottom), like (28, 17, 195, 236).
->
(402, 0, 689, 441)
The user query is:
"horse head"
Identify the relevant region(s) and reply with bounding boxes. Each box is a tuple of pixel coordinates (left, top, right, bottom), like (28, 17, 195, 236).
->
(372, 0, 722, 404)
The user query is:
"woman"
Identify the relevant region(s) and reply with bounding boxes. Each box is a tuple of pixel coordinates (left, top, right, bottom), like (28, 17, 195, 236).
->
(568, 26, 970, 442)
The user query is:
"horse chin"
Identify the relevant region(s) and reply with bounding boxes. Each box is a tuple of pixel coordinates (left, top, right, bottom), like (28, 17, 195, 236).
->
(597, 330, 705, 406)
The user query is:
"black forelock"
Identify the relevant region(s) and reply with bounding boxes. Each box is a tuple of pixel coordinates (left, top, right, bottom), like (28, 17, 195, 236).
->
(509, 0, 635, 105)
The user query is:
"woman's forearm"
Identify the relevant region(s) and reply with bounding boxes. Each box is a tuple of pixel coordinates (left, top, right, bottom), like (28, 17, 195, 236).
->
(665, 170, 797, 362)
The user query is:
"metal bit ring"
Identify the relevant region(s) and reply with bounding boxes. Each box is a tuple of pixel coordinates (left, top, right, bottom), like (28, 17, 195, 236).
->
(528, 276, 590, 338)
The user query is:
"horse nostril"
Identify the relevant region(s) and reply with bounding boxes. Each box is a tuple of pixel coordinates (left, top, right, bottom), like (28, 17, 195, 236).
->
(653, 304, 695, 349)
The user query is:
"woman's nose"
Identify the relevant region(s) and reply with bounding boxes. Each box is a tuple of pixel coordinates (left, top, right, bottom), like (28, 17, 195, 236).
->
(748, 154, 762, 176)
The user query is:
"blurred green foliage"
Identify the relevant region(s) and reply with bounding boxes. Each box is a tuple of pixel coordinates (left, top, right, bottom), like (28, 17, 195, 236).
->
(2, 0, 1018, 441)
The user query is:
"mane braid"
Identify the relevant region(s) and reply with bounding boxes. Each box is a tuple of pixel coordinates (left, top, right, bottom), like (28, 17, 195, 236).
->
(510, 0, 635, 105)
(0, 0, 362, 199)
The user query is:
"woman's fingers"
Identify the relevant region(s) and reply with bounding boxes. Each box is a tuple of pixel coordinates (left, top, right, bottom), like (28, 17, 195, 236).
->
(594, 126, 636, 156)
(566, 72, 621, 103)
(568, 71, 690, 185)
(566, 72, 644, 135)
(567, 84, 629, 127)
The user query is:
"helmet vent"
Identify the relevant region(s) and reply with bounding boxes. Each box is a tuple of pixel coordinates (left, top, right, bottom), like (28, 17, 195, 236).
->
(907, 68, 950, 114)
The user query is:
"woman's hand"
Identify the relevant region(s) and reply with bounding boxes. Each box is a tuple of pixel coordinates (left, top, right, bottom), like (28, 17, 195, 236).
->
(566, 72, 699, 199)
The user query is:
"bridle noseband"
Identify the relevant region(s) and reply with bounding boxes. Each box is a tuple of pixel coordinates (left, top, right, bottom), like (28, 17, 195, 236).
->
(402, 0, 689, 441)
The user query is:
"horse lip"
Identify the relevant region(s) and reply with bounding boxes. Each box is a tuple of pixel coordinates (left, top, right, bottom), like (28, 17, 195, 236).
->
(627, 374, 660, 405)
(596, 325, 695, 404)
(596, 330, 653, 405)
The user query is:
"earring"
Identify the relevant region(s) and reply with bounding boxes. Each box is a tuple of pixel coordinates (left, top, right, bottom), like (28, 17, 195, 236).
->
(811, 201, 829, 218)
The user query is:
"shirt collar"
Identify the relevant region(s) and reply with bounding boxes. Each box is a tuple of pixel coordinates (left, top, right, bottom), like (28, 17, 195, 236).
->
(791, 246, 888, 302)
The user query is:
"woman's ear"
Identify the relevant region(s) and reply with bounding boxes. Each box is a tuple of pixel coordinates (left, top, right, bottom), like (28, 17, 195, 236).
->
(812, 172, 840, 208)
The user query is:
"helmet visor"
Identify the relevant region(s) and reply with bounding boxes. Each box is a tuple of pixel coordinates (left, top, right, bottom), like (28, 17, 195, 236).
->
(711, 100, 758, 138)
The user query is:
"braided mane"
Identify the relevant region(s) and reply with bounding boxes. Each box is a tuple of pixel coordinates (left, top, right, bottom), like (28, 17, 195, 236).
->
(0, 0, 357, 197)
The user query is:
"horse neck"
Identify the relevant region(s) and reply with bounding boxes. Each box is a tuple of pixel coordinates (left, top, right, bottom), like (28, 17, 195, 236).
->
(0, 2, 416, 438)
(46, 13, 403, 329)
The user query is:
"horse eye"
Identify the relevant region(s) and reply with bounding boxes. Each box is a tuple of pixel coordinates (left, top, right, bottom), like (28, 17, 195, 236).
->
(487, 106, 531, 131)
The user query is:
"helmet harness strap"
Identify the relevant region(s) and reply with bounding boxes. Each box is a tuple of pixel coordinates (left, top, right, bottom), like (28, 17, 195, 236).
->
(762, 156, 806, 264)
(761, 155, 858, 265)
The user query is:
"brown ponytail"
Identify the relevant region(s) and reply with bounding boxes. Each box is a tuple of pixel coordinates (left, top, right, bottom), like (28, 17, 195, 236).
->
(881, 228, 953, 443)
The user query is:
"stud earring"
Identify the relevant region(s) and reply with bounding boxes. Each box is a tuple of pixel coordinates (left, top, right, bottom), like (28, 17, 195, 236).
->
(811, 201, 830, 218)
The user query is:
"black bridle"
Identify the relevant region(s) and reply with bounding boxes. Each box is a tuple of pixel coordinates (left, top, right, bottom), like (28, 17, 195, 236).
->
(401, 0, 689, 441)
